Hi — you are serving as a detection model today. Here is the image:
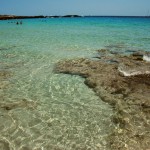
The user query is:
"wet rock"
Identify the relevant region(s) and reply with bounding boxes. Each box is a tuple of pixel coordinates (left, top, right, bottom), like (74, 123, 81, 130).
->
(131, 52, 144, 60)
(132, 52, 144, 57)
(129, 51, 150, 62)
(54, 51, 150, 150)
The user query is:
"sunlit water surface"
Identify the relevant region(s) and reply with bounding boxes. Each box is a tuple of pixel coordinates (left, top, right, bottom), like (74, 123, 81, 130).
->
(0, 17, 150, 150)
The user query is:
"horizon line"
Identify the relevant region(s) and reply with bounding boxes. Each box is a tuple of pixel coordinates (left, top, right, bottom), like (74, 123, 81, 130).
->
(0, 14, 150, 20)
(0, 14, 150, 17)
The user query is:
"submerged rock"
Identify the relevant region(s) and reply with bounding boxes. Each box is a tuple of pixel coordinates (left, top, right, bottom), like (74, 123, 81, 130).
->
(0, 99, 37, 111)
(105, 44, 126, 49)
(0, 70, 12, 79)
(0, 45, 16, 51)
(0, 70, 12, 89)
(54, 50, 150, 150)
(0, 140, 10, 150)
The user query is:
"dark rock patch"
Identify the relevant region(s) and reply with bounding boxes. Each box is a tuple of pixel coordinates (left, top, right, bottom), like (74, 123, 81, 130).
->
(0, 140, 10, 150)
(0, 99, 37, 111)
(0, 70, 12, 79)
(0, 46, 16, 51)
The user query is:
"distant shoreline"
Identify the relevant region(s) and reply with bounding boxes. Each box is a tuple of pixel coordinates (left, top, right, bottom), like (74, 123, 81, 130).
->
(0, 15, 81, 20)
(0, 15, 149, 20)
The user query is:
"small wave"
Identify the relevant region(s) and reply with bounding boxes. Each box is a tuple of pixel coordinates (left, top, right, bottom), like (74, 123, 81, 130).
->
(118, 67, 150, 77)
(143, 55, 150, 62)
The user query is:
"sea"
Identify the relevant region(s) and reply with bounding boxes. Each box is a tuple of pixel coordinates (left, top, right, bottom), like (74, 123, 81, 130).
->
(0, 17, 150, 150)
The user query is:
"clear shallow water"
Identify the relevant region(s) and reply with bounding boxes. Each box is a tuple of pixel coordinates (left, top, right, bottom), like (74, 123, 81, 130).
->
(0, 17, 150, 150)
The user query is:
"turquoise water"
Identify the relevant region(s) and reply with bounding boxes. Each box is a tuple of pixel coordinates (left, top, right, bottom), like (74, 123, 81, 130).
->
(0, 17, 150, 150)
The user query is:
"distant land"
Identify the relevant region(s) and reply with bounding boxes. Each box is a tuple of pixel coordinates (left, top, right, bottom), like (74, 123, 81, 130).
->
(0, 15, 81, 20)
(0, 15, 149, 20)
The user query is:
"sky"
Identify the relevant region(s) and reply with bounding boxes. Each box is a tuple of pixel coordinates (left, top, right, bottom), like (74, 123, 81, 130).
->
(0, 0, 150, 16)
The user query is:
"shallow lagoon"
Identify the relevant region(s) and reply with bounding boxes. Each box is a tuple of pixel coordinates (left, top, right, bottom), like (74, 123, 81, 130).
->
(0, 17, 150, 149)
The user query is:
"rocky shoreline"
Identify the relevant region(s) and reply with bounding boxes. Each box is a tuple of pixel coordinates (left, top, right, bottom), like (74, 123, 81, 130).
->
(54, 50, 150, 150)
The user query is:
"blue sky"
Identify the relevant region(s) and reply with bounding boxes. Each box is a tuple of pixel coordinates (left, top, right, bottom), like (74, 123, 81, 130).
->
(0, 0, 150, 16)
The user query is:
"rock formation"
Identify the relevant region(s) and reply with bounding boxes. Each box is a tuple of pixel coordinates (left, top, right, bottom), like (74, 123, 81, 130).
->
(54, 50, 150, 150)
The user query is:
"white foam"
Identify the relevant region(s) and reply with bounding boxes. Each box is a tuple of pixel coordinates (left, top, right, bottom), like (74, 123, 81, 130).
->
(143, 55, 150, 62)
(118, 67, 150, 77)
